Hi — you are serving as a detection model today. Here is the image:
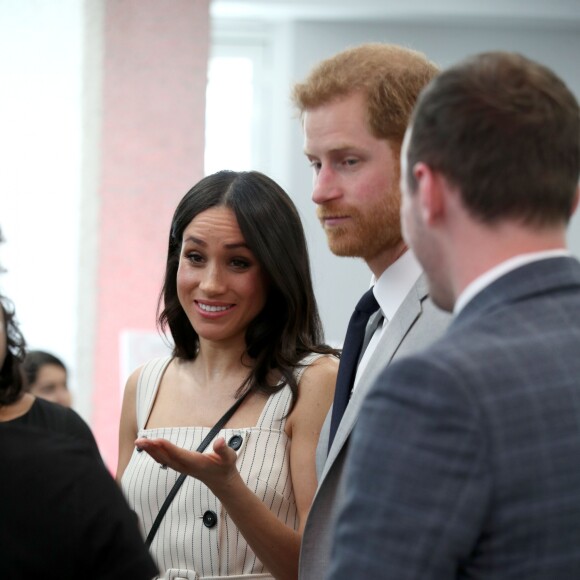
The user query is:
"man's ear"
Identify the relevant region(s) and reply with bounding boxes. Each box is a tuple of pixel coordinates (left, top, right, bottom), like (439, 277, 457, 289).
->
(412, 162, 445, 226)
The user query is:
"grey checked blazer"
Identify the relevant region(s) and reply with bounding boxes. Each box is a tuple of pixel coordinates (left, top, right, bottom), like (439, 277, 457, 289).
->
(327, 256, 580, 579)
(299, 273, 450, 579)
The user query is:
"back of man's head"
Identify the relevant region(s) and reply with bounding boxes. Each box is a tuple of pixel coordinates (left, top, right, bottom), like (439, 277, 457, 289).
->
(406, 51, 580, 227)
(292, 43, 439, 148)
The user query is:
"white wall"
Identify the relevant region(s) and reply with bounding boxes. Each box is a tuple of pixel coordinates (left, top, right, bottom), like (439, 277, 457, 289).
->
(0, 0, 84, 405)
(279, 19, 580, 344)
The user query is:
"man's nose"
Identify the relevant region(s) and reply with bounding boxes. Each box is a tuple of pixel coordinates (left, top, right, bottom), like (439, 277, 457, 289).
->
(312, 166, 341, 205)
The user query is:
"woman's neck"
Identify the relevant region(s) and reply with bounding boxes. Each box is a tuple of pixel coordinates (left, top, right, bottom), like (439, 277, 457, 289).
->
(184, 339, 254, 395)
(0, 392, 35, 421)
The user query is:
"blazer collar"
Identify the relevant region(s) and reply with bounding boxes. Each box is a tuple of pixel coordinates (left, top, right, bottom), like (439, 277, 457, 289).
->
(454, 256, 580, 327)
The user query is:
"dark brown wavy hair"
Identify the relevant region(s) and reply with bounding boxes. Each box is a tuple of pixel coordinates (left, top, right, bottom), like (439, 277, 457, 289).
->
(158, 170, 338, 408)
(0, 296, 27, 406)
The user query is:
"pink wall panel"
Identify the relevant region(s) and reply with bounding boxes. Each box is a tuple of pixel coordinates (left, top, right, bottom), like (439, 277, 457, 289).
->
(93, 0, 209, 470)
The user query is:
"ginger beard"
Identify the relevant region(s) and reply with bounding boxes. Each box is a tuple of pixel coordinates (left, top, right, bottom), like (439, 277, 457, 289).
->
(316, 173, 403, 262)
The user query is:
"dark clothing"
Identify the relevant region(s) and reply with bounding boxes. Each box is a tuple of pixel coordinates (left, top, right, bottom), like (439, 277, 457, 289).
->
(329, 257, 580, 579)
(8, 396, 101, 458)
(0, 424, 158, 580)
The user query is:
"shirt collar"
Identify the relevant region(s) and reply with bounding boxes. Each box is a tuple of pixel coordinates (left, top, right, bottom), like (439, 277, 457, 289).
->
(371, 249, 423, 322)
(454, 249, 572, 315)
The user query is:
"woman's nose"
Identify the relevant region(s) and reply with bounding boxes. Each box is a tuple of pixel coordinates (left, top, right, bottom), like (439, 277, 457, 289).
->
(199, 263, 225, 294)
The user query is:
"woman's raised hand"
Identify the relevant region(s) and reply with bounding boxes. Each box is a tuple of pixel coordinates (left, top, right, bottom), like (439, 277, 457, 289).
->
(134, 436, 239, 492)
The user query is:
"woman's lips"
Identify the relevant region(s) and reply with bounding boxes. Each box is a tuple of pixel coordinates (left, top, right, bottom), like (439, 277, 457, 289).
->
(195, 301, 235, 318)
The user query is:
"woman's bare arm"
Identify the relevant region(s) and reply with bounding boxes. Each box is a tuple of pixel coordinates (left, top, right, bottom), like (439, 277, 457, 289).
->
(116, 367, 141, 483)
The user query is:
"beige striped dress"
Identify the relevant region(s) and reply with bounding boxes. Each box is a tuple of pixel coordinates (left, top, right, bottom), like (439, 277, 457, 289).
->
(122, 354, 320, 580)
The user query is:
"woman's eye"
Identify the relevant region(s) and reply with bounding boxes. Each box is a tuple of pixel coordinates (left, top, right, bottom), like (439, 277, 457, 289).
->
(186, 251, 204, 264)
(344, 158, 358, 166)
(231, 258, 250, 269)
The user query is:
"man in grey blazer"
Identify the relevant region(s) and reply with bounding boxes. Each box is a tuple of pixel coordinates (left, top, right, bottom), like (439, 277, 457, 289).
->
(292, 43, 450, 579)
(328, 51, 580, 578)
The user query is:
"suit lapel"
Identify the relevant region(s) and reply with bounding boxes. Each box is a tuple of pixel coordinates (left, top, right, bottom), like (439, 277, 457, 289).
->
(319, 274, 430, 483)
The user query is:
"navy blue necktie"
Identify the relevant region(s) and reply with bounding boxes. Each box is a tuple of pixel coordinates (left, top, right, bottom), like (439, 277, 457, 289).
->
(328, 288, 380, 452)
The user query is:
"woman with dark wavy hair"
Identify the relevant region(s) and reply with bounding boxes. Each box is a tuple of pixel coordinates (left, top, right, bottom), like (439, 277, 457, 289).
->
(117, 170, 338, 580)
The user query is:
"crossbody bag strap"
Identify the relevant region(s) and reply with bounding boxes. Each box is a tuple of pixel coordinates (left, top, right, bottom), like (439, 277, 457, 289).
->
(145, 390, 249, 548)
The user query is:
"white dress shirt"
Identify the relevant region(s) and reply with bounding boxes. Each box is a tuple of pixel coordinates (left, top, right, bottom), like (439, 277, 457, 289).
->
(353, 250, 423, 391)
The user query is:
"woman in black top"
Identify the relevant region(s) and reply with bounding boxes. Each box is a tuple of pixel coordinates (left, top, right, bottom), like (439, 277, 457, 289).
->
(0, 277, 158, 578)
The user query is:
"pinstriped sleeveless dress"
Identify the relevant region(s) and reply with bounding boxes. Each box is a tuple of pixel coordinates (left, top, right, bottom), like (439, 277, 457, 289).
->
(121, 354, 321, 580)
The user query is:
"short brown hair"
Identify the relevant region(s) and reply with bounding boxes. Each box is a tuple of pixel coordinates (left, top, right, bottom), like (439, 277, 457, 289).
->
(292, 43, 439, 147)
(407, 51, 580, 226)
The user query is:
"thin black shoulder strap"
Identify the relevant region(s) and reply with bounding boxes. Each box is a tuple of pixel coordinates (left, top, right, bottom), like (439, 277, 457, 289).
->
(145, 391, 249, 548)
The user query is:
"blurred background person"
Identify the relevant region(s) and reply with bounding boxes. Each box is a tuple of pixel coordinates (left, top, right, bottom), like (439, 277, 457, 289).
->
(23, 349, 72, 407)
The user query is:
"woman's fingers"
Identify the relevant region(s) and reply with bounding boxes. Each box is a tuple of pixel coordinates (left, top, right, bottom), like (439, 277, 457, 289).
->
(134, 437, 237, 481)
(213, 436, 237, 464)
(135, 438, 197, 474)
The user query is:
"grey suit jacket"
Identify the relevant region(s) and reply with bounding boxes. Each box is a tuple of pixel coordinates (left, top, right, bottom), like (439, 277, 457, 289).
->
(327, 256, 580, 579)
(299, 273, 450, 580)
